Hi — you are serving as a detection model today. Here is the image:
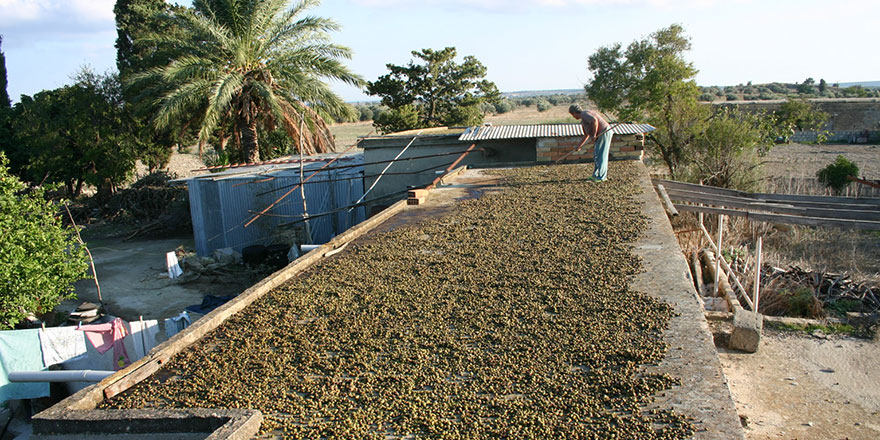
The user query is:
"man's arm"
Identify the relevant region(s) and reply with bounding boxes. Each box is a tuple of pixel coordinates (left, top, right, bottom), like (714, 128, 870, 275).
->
(576, 117, 599, 150)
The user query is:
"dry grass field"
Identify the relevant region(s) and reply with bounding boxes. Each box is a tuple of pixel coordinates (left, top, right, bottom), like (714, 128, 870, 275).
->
(328, 105, 578, 150)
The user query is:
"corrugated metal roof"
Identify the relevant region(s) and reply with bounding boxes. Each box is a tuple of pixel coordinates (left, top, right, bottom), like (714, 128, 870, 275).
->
(458, 123, 655, 141)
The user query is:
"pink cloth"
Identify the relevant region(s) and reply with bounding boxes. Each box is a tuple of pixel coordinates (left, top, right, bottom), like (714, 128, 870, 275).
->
(77, 318, 130, 370)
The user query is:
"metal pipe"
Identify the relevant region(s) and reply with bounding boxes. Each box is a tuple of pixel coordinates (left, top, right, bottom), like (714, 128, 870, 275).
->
(301, 244, 321, 253)
(8, 370, 114, 383)
(351, 131, 423, 212)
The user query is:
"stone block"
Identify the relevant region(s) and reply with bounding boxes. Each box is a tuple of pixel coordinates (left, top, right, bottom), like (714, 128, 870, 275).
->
(408, 189, 428, 199)
(729, 309, 762, 353)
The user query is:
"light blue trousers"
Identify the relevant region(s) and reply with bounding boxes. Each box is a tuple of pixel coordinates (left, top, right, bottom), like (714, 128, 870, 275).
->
(593, 131, 613, 180)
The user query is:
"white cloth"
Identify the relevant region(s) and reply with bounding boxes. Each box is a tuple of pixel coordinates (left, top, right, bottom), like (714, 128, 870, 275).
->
(166, 251, 183, 279)
(164, 311, 191, 339)
(127, 320, 160, 360)
(38, 326, 87, 367)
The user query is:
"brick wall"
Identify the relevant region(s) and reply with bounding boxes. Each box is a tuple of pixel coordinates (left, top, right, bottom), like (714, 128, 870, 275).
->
(536, 134, 645, 163)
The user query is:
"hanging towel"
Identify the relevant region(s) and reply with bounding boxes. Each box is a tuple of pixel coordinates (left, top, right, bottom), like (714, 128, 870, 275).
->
(39, 327, 87, 367)
(164, 311, 191, 339)
(127, 320, 160, 360)
(0, 329, 49, 402)
(166, 251, 183, 279)
(78, 318, 130, 370)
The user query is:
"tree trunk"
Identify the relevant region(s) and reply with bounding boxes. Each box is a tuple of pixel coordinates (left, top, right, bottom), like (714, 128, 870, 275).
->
(237, 117, 260, 163)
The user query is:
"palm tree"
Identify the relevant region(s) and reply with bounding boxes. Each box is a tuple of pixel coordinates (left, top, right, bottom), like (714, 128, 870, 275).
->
(132, 0, 363, 163)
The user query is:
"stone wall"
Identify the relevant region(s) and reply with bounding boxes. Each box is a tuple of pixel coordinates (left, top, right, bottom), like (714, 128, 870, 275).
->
(536, 133, 645, 163)
(718, 99, 880, 142)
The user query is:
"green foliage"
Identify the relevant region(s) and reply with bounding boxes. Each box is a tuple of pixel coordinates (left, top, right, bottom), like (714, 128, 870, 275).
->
(816, 155, 859, 193)
(0, 153, 89, 329)
(0, 36, 11, 157)
(701, 80, 880, 100)
(773, 98, 829, 134)
(682, 107, 774, 191)
(493, 99, 513, 114)
(366, 47, 500, 134)
(8, 70, 139, 198)
(535, 99, 552, 112)
(372, 105, 420, 134)
(0, 36, 8, 109)
(585, 24, 701, 178)
(132, 0, 363, 162)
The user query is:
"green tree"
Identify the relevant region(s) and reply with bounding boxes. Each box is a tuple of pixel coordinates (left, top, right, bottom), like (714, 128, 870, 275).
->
(818, 78, 827, 93)
(683, 107, 774, 190)
(817, 155, 859, 194)
(586, 24, 702, 178)
(9, 70, 139, 198)
(773, 99, 829, 140)
(0, 153, 89, 329)
(366, 47, 500, 133)
(372, 104, 420, 135)
(132, 0, 363, 163)
(115, 0, 188, 169)
(0, 36, 11, 157)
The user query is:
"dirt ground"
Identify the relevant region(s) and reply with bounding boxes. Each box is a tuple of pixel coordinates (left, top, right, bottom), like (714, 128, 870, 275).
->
(763, 143, 880, 180)
(62, 236, 253, 322)
(717, 326, 880, 440)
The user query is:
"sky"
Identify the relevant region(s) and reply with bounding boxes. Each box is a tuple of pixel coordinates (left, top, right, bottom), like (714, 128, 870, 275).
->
(1, 0, 878, 103)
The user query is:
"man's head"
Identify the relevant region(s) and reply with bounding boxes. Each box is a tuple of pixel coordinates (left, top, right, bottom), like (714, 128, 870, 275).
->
(569, 104, 582, 119)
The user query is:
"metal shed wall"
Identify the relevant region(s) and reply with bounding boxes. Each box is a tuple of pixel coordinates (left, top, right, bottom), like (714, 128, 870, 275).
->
(187, 160, 366, 256)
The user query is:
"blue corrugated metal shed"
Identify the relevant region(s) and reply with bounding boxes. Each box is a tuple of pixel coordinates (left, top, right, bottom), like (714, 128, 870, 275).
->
(185, 154, 366, 256)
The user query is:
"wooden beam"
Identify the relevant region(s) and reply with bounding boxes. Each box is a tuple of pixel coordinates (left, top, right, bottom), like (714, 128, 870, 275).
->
(654, 178, 880, 207)
(675, 204, 880, 230)
(655, 184, 679, 217)
(849, 175, 880, 189)
(665, 188, 880, 221)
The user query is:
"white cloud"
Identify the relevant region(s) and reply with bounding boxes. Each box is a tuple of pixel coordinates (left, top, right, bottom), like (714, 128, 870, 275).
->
(0, 0, 115, 27)
(352, 0, 743, 10)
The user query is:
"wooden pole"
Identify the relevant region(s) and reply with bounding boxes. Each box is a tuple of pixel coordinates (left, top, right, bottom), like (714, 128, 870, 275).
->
(64, 205, 102, 305)
(754, 237, 763, 312)
(299, 117, 312, 244)
(656, 184, 679, 217)
(698, 219, 755, 310)
(714, 215, 724, 297)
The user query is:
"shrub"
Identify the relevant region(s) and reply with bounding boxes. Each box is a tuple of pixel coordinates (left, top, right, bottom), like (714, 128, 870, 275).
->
(726, 94, 738, 101)
(494, 100, 513, 114)
(373, 105, 420, 134)
(817, 155, 859, 193)
(536, 99, 552, 112)
(0, 153, 89, 329)
(698, 93, 715, 102)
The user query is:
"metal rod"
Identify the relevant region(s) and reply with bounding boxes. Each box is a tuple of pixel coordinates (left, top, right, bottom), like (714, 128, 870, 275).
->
(243, 144, 357, 228)
(428, 143, 477, 188)
(351, 131, 423, 211)
(8, 370, 114, 383)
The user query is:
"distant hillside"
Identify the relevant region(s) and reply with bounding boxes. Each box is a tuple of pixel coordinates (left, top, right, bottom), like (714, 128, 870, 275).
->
(503, 89, 582, 98)
(839, 81, 880, 89)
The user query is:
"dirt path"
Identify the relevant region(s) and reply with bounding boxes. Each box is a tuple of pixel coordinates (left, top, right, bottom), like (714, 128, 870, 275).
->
(64, 237, 251, 321)
(719, 330, 880, 439)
